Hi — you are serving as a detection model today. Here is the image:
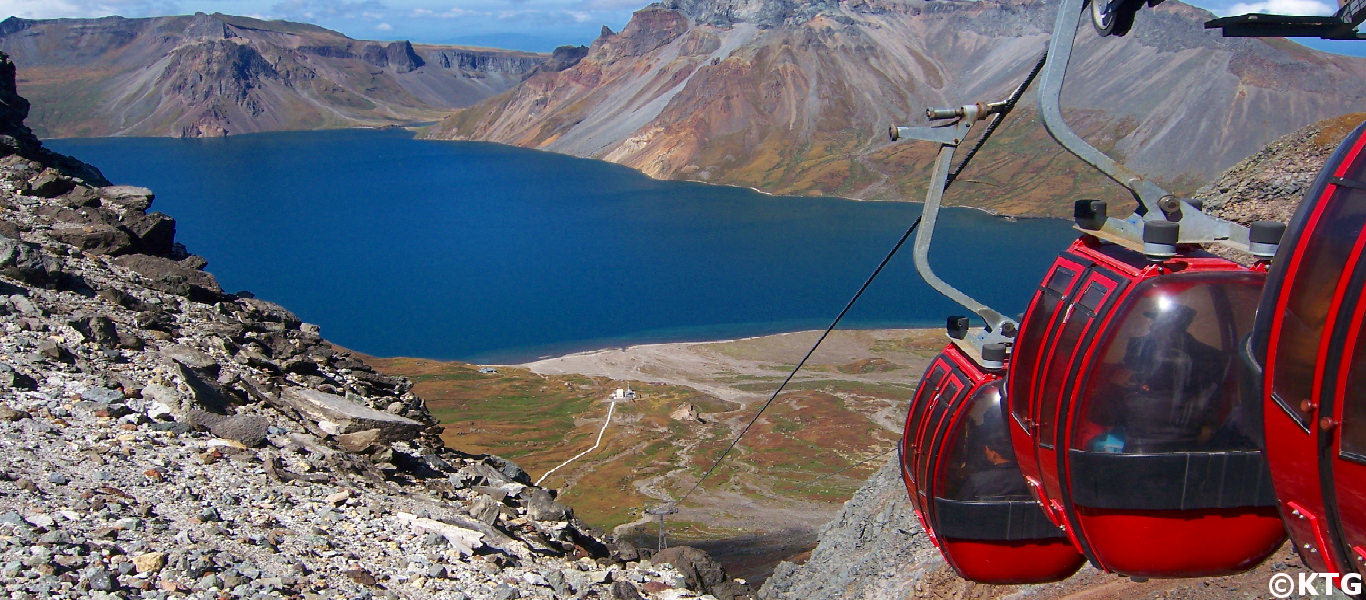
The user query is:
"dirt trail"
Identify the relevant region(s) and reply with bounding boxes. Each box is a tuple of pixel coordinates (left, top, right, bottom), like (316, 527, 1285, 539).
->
(521, 328, 946, 582)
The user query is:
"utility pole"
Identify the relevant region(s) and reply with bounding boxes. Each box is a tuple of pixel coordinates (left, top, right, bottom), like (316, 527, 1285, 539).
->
(645, 503, 678, 551)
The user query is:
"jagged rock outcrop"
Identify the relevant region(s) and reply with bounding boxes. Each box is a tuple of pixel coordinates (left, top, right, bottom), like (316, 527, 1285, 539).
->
(659, 0, 842, 28)
(362, 41, 425, 72)
(0, 13, 549, 138)
(0, 54, 106, 184)
(0, 53, 716, 599)
(758, 458, 934, 599)
(1195, 112, 1366, 225)
(653, 546, 750, 599)
(429, 0, 1366, 218)
(532, 45, 592, 76)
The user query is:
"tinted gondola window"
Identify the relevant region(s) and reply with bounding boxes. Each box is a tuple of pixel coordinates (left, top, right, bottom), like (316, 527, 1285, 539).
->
(920, 380, 963, 485)
(1038, 281, 1107, 446)
(1274, 173, 1366, 428)
(939, 382, 1031, 501)
(907, 364, 950, 460)
(1072, 274, 1264, 453)
(1342, 299, 1366, 461)
(1011, 263, 1078, 426)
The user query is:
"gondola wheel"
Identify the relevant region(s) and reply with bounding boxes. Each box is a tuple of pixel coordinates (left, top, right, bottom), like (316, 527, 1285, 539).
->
(1090, 0, 1137, 36)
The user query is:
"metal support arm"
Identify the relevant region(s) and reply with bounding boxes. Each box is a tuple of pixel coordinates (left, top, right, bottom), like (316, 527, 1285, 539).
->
(892, 105, 1015, 338)
(1040, 0, 1251, 249)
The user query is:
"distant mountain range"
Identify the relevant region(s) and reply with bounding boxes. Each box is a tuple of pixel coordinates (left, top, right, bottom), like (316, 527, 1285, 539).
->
(424, 0, 1366, 216)
(4, 2, 1364, 216)
(0, 13, 577, 138)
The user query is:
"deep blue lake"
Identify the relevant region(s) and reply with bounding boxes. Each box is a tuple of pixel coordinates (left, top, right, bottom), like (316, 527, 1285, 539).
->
(49, 129, 1077, 363)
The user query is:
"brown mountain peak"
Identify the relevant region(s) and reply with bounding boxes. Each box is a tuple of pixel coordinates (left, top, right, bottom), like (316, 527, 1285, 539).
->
(655, 0, 843, 28)
(428, 0, 1366, 217)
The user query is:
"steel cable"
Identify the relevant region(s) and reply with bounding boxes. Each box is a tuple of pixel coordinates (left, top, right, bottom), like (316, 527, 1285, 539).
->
(657, 51, 1047, 513)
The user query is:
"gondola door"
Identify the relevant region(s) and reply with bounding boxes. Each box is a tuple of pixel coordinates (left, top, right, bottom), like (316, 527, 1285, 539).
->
(1329, 267, 1366, 579)
(1009, 256, 1086, 524)
(1256, 122, 1366, 576)
(901, 358, 958, 545)
(1012, 246, 1126, 542)
(1317, 127, 1366, 579)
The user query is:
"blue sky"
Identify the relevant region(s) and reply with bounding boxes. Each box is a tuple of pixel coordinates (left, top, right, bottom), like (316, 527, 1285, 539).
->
(0, 0, 1359, 55)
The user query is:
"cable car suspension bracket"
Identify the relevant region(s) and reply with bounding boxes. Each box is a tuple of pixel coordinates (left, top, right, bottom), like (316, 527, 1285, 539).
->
(1040, 0, 1252, 252)
(888, 58, 1045, 346)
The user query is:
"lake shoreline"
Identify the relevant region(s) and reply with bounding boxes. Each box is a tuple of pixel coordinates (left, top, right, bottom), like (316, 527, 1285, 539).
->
(47, 129, 1075, 362)
(517, 327, 946, 404)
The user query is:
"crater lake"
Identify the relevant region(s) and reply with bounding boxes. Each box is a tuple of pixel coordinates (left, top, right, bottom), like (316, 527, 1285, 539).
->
(50, 129, 1078, 363)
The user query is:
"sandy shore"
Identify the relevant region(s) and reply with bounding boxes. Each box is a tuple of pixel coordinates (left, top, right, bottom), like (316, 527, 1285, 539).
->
(518, 328, 946, 407)
(519, 327, 949, 450)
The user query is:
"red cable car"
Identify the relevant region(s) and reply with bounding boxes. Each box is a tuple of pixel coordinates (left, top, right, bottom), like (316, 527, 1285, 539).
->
(1005, 231, 1286, 577)
(900, 340, 1086, 583)
(1248, 120, 1366, 578)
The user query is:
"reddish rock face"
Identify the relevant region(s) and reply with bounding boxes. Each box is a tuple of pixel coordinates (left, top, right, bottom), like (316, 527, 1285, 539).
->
(428, 0, 1366, 218)
(595, 8, 692, 60)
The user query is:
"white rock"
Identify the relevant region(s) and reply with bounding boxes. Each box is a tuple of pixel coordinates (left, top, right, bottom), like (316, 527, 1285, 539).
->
(281, 387, 422, 440)
(394, 512, 485, 557)
(24, 513, 54, 528)
(145, 401, 173, 420)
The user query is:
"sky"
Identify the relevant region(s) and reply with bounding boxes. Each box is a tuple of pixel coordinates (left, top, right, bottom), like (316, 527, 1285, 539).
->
(0, 0, 1360, 55)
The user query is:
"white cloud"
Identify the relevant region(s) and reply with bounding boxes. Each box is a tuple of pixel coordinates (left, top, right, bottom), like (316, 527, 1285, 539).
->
(375, 21, 392, 29)
(0, 0, 183, 19)
(269, 0, 387, 20)
(1224, 0, 1336, 15)
(491, 7, 608, 24)
(411, 6, 491, 18)
(575, 0, 644, 9)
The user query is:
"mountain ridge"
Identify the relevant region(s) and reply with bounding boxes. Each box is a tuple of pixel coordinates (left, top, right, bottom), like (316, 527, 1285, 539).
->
(0, 13, 568, 138)
(426, 0, 1366, 217)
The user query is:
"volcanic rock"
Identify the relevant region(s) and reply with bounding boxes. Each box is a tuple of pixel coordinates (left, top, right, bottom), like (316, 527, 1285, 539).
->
(281, 387, 423, 441)
(655, 545, 748, 600)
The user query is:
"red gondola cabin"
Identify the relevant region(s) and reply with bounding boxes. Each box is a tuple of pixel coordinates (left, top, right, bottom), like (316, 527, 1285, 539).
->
(900, 341, 1085, 583)
(1004, 233, 1285, 577)
(1248, 120, 1366, 579)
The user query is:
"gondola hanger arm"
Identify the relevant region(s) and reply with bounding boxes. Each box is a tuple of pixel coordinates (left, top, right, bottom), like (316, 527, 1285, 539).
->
(1039, 0, 1253, 251)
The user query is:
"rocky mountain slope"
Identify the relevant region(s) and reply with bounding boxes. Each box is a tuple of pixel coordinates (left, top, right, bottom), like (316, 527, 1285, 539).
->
(757, 113, 1364, 600)
(0, 52, 725, 600)
(0, 14, 566, 138)
(427, 0, 1366, 217)
(758, 456, 1314, 600)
